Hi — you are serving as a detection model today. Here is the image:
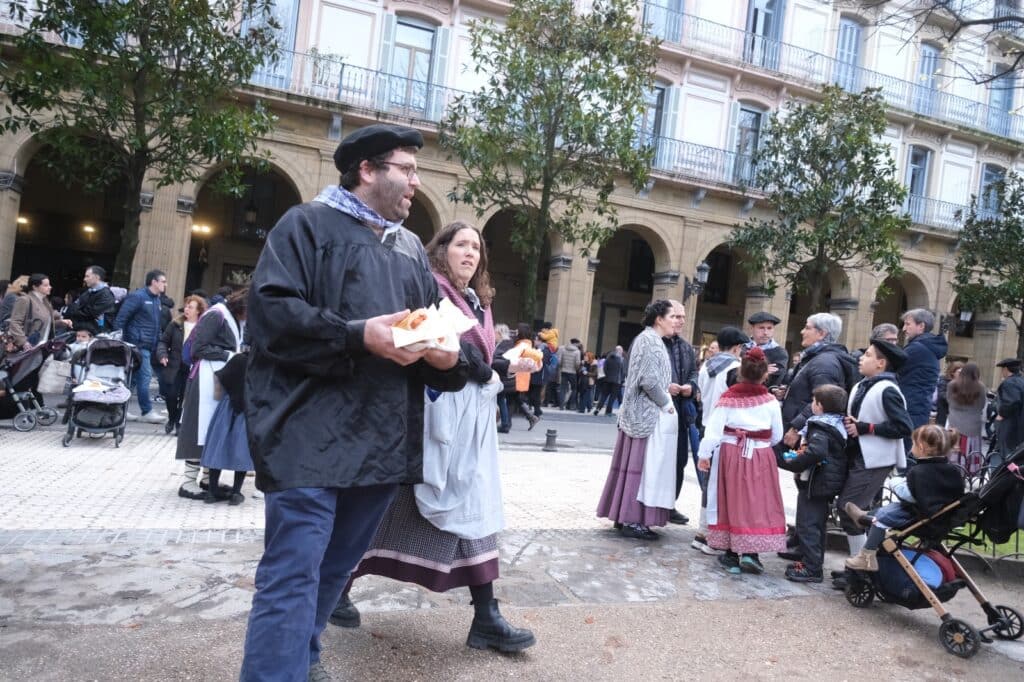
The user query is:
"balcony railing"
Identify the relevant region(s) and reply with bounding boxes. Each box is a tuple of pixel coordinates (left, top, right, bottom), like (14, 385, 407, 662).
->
(648, 136, 760, 188)
(249, 49, 470, 123)
(642, 2, 1024, 141)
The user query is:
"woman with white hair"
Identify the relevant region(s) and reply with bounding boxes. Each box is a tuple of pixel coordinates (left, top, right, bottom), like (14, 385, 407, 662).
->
(778, 313, 858, 447)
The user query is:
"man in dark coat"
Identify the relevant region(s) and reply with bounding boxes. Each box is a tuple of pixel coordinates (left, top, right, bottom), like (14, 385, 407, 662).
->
(995, 357, 1024, 463)
(598, 345, 625, 415)
(664, 300, 699, 525)
(780, 312, 858, 448)
(898, 308, 948, 430)
(114, 269, 168, 423)
(240, 124, 468, 681)
(64, 265, 116, 335)
(746, 311, 789, 387)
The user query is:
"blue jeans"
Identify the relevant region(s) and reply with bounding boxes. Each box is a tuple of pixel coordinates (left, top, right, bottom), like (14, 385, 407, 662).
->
(133, 348, 153, 415)
(240, 484, 398, 681)
(559, 372, 577, 409)
(497, 392, 511, 430)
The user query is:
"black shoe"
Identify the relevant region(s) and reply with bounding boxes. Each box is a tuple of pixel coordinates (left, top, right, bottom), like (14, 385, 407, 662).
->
(328, 594, 361, 628)
(204, 490, 230, 504)
(784, 562, 823, 583)
(739, 553, 764, 575)
(777, 550, 804, 562)
(668, 510, 689, 525)
(831, 575, 849, 591)
(228, 492, 245, 506)
(466, 599, 536, 652)
(164, 420, 174, 435)
(497, 426, 510, 434)
(619, 523, 658, 540)
(717, 552, 741, 574)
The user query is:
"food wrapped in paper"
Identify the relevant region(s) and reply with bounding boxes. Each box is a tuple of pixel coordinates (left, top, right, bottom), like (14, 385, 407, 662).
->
(501, 343, 543, 372)
(392, 298, 476, 352)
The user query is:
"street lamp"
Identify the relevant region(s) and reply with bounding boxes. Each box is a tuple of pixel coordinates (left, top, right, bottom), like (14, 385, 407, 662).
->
(682, 260, 710, 302)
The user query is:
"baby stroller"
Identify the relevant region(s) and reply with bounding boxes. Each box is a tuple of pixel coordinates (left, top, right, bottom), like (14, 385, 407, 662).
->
(0, 332, 69, 432)
(62, 337, 140, 447)
(843, 446, 1024, 658)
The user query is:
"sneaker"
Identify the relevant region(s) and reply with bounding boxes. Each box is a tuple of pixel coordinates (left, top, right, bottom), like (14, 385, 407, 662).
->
(739, 554, 764, 575)
(717, 552, 741, 574)
(141, 411, 164, 424)
(784, 562, 823, 583)
(126, 412, 141, 422)
(690, 536, 718, 555)
(308, 662, 333, 682)
(153, 395, 165, 403)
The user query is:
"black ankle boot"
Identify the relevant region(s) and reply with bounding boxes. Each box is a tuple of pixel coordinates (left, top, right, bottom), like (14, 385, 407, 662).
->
(466, 599, 536, 652)
(328, 593, 360, 628)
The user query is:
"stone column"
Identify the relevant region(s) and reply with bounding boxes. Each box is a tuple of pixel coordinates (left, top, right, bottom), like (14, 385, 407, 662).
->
(543, 254, 575, 337)
(653, 269, 680, 301)
(828, 297, 860, 349)
(973, 317, 1008, 388)
(131, 190, 193, 303)
(0, 170, 25, 279)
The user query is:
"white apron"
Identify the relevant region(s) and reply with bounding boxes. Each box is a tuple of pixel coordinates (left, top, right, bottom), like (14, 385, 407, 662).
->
(195, 304, 240, 447)
(638, 409, 679, 509)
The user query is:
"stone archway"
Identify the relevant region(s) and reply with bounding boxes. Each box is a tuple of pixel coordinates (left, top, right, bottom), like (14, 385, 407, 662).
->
(11, 142, 125, 296)
(185, 165, 301, 295)
(405, 192, 438, 246)
(481, 208, 552, 329)
(946, 295, 977, 362)
(871, 272, 930, 333)
(590, 225, 672, 355)
(786, 263, 850, 352)
(691, 243, 751, 355)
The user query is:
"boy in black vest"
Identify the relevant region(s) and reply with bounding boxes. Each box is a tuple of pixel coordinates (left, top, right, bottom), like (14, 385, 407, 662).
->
(776, 383, 849, 583)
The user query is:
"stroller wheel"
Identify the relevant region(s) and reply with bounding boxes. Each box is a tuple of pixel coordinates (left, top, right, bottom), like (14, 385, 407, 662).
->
(36, 407, 58, 427)
(844, 578, 875, 608)
(939, 618, 981, 658)
(61, 432, 73, 447)
(991, 605, 1024, 640)
(114, 433, 123, 448)
(13, 411, 37, 432)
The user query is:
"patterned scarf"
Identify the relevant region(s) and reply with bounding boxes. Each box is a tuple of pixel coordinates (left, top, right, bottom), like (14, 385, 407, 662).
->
(800, 413, 848, 441)
(705, 351, 738, 378)
(313, 185, 402, 240)
(433, 272, 494, 364)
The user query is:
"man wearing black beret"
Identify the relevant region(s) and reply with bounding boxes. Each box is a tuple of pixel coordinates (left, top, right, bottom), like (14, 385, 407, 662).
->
(241, 123, 469, 680)
(995, 357, 1024, 461)
(746, 310, 788, 387)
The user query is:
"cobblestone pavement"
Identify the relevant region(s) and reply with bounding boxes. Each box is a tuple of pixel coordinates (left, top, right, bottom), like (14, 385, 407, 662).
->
(1, 418, 1023, 680)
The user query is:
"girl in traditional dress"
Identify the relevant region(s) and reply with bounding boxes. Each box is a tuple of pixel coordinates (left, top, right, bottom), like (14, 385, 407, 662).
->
(596, 299, 678, 540)
(330, 221, 535, 653)
(698, 346, 785, 574)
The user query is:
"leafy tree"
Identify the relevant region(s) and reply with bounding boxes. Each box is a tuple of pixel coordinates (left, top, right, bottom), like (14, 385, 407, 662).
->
(440, 0, 658, 322)
(0, 0, 281, 285)
(729, 85, 909, 312)
(953, 171, 1024, 358)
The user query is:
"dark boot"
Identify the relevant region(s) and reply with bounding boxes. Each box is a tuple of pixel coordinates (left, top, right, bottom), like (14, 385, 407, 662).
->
(328, 593, 361, 628)
(466, 599, 536, 652)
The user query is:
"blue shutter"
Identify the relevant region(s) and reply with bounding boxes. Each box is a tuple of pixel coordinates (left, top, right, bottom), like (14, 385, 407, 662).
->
(429, 26, 451, 121)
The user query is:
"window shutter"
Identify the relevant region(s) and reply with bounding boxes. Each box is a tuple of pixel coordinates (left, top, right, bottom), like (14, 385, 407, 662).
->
(429, 26, 451, 121)
(376, 14, 398, 109)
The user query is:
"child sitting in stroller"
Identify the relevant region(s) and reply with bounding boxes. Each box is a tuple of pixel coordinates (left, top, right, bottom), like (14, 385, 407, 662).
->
(844, 424, 965, 571)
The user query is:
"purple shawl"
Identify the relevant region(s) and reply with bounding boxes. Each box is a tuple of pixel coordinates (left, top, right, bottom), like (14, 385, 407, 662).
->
(433, 272, 494, 364)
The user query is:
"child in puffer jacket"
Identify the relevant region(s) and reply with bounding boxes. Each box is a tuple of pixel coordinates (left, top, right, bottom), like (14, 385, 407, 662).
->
(776, 384, 850, 583)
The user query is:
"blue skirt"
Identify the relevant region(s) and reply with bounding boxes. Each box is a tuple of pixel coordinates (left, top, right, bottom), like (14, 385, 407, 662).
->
(199, 398, 254, 472)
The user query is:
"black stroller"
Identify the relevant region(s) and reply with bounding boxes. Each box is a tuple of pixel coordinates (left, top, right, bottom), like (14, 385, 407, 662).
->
(843, 445, 1024, 658)
(62, 337, 140, 447)
(0, 332, 69, 432)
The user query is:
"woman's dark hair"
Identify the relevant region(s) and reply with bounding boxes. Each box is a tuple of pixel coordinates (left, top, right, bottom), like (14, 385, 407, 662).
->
(225, 287, 249, 319)
(24, 273, 49, 292)
(0, 279, 8, 295)
(944, 360, 964, 380)
(813, 384, 848, 414)
(641, 299, 672, 327)
(515, 322, 533, 343)
(739, 346, 768, 383)
(949, 362, 984, 405)
(425, 221, 494, 308)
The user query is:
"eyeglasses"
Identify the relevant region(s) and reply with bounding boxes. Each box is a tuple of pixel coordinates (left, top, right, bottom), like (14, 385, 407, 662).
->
(379, 162, 419, 180)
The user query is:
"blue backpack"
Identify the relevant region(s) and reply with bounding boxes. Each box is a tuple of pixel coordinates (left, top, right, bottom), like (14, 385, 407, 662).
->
(542, 347, 559, 383)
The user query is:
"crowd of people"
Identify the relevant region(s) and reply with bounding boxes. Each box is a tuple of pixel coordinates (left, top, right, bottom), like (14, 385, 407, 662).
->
(4, 122, 1024, 682)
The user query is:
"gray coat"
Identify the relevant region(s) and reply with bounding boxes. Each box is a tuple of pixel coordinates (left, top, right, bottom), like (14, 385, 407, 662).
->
(945, 385, 986, 438)
(617, 327, 671, 439)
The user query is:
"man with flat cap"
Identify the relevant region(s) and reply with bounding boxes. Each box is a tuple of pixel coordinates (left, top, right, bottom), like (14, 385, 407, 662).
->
(746, 311, 788, 387)
(832, 338, 912, 589)
(995, 357, 1024, 462)
(241, 123, 469, 681)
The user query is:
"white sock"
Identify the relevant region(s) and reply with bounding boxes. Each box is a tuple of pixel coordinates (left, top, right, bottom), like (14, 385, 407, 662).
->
(847, 534, 867, 556)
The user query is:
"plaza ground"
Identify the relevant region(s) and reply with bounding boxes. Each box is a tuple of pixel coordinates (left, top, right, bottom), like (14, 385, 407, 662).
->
(1, 408, 1022, 680)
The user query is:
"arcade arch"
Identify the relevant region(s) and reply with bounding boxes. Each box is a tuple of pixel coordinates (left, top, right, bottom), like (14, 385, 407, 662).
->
(871, 272, 930, 333)
(482, 208, 552, 328)
(692, 243, 752, 354)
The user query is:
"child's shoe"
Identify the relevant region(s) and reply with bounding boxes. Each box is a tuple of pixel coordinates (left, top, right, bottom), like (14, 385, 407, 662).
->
(843, 502, 875, 528)
(784, 562, 823, 583)
(845, 548, 879, 572)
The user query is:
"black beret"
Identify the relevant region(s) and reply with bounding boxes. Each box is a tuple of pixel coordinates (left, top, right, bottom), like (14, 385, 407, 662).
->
(870, 339, 908, 372)
(717, 326, 750, 349)
(748, 311, 781, 325)
(997, 357, 1022, 370)
(334, 124, 423, 173)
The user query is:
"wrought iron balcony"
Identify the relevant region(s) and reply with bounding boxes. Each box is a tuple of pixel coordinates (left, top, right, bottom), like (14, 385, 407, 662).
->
(641, 2, 1024, 142)
(647, 136, 760, 189)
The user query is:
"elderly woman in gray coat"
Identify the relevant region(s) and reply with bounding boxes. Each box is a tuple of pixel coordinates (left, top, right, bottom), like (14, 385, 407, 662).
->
(597, 299, 678, 540)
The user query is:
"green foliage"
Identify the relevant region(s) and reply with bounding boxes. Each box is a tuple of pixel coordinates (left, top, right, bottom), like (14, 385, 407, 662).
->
(440, 0, 658, 321)
(953, 172, 1024, 358)
(729, 85, 909, 312)
(0, 0, 281, 284)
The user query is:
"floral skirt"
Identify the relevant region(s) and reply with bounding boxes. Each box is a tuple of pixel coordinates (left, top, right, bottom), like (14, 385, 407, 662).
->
(706, 442, 786, 554)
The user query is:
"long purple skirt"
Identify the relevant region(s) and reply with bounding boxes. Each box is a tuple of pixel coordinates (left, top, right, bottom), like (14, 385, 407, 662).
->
(596, 430, 671, 527)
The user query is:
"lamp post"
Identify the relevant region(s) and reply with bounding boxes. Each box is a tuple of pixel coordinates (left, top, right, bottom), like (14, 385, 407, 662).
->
(682, 260, 710, 303)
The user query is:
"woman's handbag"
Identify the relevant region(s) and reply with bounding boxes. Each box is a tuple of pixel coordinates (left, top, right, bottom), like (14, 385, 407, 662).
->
(37, 357, 72, 394)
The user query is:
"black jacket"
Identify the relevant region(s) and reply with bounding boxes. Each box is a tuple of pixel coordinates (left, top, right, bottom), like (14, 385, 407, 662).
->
(898, 333, 948, 427)
(245, 202, 468, 493)
(216, 352, 249, 416)
(65, 285, 116, 335)
(156, 319, 185, 383)
(781, 343, 858, 432)
(604, 351, 625, 384)
(997, 373, 1024, 456)
(906, 457, 964, 517)
(493, 338, 516, 393)
(777, 420, 848, 499)
(763, 344, 790, 387)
